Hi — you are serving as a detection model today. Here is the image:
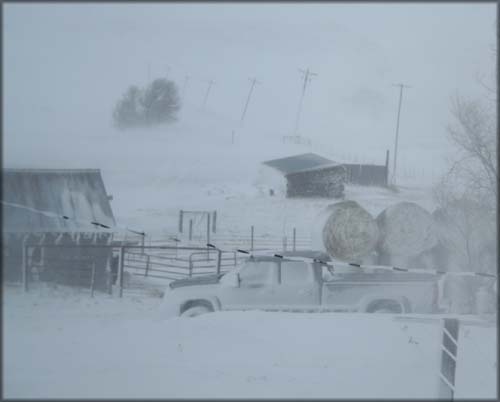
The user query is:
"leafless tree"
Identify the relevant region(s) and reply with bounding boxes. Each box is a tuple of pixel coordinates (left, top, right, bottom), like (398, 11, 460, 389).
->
(433, 181, 495, 274)
(446, 95, 497, 208)
(444, 31, 497, 209)
(431, 37, 497, 312)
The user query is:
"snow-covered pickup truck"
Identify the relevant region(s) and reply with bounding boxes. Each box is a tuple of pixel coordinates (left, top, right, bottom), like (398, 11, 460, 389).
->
(161, 254, 439, 318)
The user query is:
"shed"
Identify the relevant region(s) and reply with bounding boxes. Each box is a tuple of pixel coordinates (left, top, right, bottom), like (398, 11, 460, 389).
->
(261, 150, 390, 197)
(2, 169, 116, 288)
(262, 153, 346, 198)
(343, 150, 390, 187)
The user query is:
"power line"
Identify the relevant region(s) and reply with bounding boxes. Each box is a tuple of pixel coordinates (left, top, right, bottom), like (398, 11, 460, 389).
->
(1, 200, 145, 237)
(391, 83, 411, 186)
(293, 68, 318, 135)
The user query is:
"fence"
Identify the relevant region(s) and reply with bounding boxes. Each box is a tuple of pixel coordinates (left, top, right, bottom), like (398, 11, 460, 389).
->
(123, 248, 240, 280)
(168, 220, 314, 253)
(21, 243, 243, 298)
(17, 223, 314, 298)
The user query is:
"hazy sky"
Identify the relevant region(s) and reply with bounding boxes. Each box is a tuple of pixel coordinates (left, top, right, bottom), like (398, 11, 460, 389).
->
(4, 3, 496, 170)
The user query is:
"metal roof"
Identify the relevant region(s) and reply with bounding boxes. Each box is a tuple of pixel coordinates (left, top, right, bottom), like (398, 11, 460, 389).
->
(2, 169, 116, 233)
(262, 153, 334, 175)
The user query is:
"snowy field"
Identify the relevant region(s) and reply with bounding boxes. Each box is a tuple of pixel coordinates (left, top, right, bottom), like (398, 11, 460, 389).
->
(3, 285, 496, 399)
(4, 102, 442, 241)
(4, 101, 496, 400)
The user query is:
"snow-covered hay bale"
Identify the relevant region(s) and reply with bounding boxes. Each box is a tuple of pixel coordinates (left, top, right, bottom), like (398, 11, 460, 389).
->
(313, 200, 379, 261)
(376, 202, 438, 259)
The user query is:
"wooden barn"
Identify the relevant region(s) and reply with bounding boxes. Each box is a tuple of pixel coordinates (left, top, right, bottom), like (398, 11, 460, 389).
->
(2, 169, 116, 290)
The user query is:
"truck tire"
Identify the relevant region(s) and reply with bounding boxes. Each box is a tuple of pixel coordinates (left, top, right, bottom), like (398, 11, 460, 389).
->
(180, 305, 212, 317)
(367, 300, 403, 314)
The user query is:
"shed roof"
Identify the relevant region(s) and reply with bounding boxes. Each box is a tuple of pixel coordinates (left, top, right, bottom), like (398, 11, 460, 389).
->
(287, 162, 344, 175)
(2, 169, 116, 233)
(262, 153, 334, 175)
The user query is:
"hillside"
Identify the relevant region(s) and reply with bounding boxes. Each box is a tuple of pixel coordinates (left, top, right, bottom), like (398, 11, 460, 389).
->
(4, 103, 441, 241)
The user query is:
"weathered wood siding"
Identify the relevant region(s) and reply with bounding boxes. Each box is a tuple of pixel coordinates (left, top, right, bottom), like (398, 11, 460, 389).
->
(343, 164, 388, 187)
(286, 166, 346, 198)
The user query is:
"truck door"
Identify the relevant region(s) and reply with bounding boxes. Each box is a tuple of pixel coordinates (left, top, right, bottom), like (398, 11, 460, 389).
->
(274, 260, 321, 309)
(219, 260, 280, 310)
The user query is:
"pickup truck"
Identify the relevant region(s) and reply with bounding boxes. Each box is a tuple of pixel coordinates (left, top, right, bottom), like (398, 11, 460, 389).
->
(160, 253, 440, 318)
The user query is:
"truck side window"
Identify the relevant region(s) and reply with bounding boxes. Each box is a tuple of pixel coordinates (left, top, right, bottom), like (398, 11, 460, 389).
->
(239, 261, 275, 286)
(321, 265, 335, 281)
(280, 261, 311, 284)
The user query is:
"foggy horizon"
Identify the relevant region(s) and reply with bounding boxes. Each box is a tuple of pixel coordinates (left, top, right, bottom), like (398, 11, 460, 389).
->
(4, 3, 496, 176)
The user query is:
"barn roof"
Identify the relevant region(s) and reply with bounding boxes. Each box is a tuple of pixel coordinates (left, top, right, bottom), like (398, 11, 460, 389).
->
(262, 153, 335, 175)
(2, 169, 116, 233)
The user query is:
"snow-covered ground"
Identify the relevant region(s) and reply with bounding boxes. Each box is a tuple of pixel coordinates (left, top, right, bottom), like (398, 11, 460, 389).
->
(4, 82, 495, 401)
(3, 285, 496, 399)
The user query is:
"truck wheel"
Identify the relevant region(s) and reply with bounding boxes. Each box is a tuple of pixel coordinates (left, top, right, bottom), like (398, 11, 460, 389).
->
(180, 305, 212, 318)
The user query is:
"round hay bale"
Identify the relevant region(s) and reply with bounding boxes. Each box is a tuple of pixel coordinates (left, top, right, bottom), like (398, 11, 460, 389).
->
(315, 200, 379, 261)
(377, 202, 438, 259)
(311, 203, 338, 252)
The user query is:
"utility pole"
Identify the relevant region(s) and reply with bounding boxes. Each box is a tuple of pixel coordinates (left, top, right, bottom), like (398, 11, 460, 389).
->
(240, 77, 261, 124)
(202, 79, 215, 109)
(391, 83, 411, 186)
(293, 68, 317, 135)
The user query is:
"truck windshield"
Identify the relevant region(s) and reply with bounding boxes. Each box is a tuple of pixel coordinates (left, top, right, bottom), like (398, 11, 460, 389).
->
(239, 261, 276, 286)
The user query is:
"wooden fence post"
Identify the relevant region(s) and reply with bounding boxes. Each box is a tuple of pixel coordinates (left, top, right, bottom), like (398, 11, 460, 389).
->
(189, 219, 193, 240)
(216, 250, 222, 275)
(22, 241, 29, 292)
(206, 213, 211, 258)
(212, 211, 217, 233)
(145, 255, 150, 277)
(207, 212, 210, 243)
(283, 236, 288, 252)
(118, 246, 125, 298)
(90, 262, 96, 298)
(179, 210, 184, 233)
(251, 226, 254, 251)
(293, 228, 297, 251)
(188, 258, 193, 278)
